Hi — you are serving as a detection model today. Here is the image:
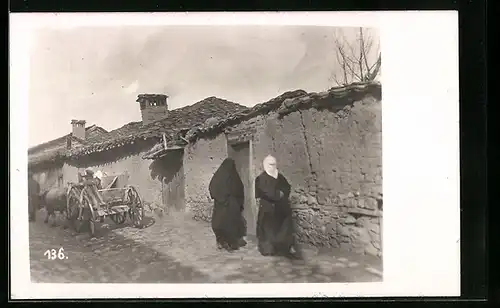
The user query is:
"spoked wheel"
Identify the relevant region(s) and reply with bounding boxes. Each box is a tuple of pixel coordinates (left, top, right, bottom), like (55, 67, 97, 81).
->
(126, 186, 144, 228)
(81, 194, 96, 238)
(66, 186, 82, 232)
(110, 213, 127, 225)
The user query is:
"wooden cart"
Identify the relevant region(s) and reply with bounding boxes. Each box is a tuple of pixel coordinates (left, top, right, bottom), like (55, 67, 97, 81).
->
(65, 174, 144, 237)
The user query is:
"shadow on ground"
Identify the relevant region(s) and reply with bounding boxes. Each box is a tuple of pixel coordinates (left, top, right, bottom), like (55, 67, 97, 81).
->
(29, 211, 211, 283)
(30, 209, 382, 284)
(40, 208, 157, 238)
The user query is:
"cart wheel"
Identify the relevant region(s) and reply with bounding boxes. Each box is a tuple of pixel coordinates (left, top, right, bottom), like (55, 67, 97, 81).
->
(81, 195, 96, 238)
(66, 186, 81, 232)
(89, 219, 96, 237)
(127, 186, 144, 228)
(111, 213, 126, 225)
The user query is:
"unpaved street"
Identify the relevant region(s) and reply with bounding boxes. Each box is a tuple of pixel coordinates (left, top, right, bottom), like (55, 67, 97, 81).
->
(29, 214, 211, 283)
(29, 209, 382, 283)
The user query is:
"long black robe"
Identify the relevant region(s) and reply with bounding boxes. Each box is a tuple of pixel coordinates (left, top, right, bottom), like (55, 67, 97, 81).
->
(255, 171, 294, 256)
(208, 158, 246, 248)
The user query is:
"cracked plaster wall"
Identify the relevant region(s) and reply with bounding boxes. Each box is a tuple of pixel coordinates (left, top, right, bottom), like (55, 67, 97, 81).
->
(184, 134, 228, 221)
(64, 151, 164, 208)
(186, 94, 382, 257)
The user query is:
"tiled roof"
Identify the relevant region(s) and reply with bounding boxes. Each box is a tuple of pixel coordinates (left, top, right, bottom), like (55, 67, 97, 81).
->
(182, 89, 309, 142)
(85, 125, 109, 143)
(143, 81, 382, 160)
(190, 81, 382, 140)
(28, 125, 109, 168)
(69, 97, 249, 158)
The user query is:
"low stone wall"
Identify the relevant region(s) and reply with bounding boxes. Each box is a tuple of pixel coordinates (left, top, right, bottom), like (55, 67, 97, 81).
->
(186, 91, 383, 258)
(290, 186, 383, 257)
(184, 134, 227, 219)
(191, 201, 214, 222)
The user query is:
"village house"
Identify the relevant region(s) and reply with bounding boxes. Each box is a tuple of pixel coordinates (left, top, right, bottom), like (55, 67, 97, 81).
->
(28, 94, 249, 209)
(28, 82, 382, 257)
(142, 81, 383, 257)
(28, 122, 109, 192)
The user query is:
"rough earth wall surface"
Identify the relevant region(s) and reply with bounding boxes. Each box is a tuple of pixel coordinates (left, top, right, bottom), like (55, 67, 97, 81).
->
(66, 152, 163, 207)
(188, 95, 382, 257)
(183, 134, 228, 221)
(33, 167, 63, 192)
(274, 96, 382, 257)
(62, 163, 79, 186)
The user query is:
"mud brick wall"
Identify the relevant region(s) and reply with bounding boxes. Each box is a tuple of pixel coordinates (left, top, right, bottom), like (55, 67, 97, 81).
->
(183, 134, 228, 221)
(62, 163, 79, 186)
(275, 96, 382, 257)
(188, 94, 382, 257)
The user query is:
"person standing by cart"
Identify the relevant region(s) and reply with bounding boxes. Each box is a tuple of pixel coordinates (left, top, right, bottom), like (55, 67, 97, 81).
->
(81, 169, 105, 208)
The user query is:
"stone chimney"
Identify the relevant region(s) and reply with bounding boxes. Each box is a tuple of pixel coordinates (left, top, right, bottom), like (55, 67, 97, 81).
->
(136, 94, 169, 125)
(71, 119, 86, 140)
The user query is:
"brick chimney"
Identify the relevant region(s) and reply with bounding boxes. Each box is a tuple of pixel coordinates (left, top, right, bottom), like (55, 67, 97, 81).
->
(71, 119, 86, 140)
(136, 94, 169, 125)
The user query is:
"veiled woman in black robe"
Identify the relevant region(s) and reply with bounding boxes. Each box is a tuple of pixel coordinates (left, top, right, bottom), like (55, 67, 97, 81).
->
(209, 158, 247, 251)
(255, 155, 301, 259)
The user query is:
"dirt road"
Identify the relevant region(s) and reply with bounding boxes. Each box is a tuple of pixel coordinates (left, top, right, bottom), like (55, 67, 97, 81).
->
(29, 209, 382, 283)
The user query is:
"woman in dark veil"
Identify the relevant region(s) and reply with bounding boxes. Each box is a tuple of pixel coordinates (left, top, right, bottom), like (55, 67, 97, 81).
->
(209, 158, 246, 251)
(255, 155, 302, 259)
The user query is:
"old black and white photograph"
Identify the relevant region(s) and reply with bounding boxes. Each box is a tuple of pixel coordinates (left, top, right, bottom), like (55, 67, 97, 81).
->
(26, 23, 383, 284)
(11, 12, 461, 299)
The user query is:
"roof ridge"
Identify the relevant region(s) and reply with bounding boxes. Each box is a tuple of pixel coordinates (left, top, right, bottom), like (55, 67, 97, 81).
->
(28, 133, 71, 153)
(184, 81, 382, 143)
(29, 123, 110, 152)
(67, 96, 249, 158)
(32, 83, 380, 164)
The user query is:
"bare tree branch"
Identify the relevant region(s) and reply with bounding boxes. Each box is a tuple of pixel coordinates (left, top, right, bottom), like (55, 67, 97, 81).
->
(358, 28, 364, 81)
(331, 72, 343, 86)
(360, 29, 371, 77)
(334, 34, 362, 82)
(369, 52, 381, 70)
(331, 28, 381, 86)
(364, 31, 374, 55)
(335, 47, 348, 84)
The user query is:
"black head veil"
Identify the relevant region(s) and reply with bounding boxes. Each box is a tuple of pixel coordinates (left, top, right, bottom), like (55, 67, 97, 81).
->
(209, 158, 244, 201)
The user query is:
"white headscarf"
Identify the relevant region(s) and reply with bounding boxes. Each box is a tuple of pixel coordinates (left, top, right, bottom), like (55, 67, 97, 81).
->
(263, 155, 278, 179)
(95, 170, 103, 181)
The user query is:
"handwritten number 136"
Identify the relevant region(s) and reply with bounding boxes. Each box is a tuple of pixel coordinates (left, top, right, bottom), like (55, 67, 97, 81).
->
(44, 248, 67, 260)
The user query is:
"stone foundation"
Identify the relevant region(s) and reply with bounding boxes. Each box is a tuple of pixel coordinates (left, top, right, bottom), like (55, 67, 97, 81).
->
(291, 187, 382, 257)
(186, 94, 383, 258)
(191, 201, 213, 222)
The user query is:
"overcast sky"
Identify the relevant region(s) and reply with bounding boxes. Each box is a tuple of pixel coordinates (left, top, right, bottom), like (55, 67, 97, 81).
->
(28, 26, 379, 147)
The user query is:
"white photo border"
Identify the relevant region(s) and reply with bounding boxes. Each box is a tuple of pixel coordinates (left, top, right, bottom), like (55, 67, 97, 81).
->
(9, 11, 460, 299)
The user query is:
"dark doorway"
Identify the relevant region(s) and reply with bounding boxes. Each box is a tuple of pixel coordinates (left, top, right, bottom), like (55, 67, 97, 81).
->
(228, 141, 256, 236)
(155, 150, 185, 211)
